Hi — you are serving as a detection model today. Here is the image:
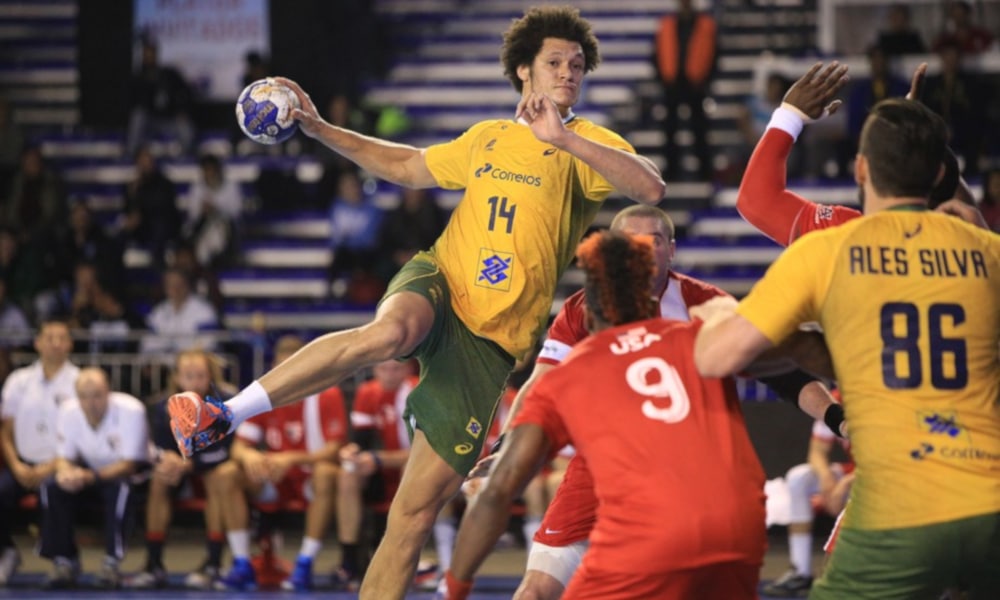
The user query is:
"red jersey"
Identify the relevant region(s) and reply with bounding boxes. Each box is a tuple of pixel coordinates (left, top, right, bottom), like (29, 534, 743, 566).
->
(515, 319, 767, 573)
(736, 128, 860, 247)
(535, 270, 728, 547)
(237, 387, 348, 453)
(539, 271, 728, 365)
(350, 376, 417, 452)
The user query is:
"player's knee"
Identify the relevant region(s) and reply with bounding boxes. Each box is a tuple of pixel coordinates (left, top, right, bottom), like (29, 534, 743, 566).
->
(311, 461, 338, 496)
(786, 463, 817, 495)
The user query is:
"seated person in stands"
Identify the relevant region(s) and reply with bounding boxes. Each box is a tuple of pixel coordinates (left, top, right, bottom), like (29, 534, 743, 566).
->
(139, 267, 219, 355)
(54, 201, 126, 300)
(327, 169, 384, 301)
(875, 4, 926, 57)
(39, 367, 148, 589)
(0, 278, 31, 349)
(126, 39, 196, 157)
(121, 145, 182, 269)
(181, 154, 244, 269)
(228, 334, 348, 591)
(376, 187, 447, 286)
(127, 348, 244, 590)
(68, 261, 141, 353)
(333, 359, 416, 590)
(0, 320, 78, 586)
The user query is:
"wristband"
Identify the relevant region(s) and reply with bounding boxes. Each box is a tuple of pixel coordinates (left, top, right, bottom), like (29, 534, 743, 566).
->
(824, 403, 846, 439)
(766, 105, 806, 141)
(489, 433, 506, 456)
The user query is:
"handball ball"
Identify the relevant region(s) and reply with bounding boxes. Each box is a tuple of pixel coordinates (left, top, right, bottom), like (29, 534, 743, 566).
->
(235, 78, 300, 144)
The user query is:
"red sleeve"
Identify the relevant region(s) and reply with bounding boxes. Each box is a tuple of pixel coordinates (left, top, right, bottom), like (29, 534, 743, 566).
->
(538, 291, 588, 366)
(512, 379, 571, 451)
(738, 128, 861, 245)
(318, 387, 349, 444)
(674, 272, 731, 307)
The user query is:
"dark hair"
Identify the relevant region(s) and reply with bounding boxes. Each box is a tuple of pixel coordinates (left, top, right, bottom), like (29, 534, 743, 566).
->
(859, 99, 948, 199)
(501, 5, 600, 93)
(576, 231, 657, 327)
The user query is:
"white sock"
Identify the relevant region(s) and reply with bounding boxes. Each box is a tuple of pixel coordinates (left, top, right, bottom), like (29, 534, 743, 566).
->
(227, 529, 251, 560)
(226, 381, 273, 432)
(299, 537, 322, 559)
(522, 517, 541, 554)
(789, 531, 813, 577)
(433, 519, 456, 571)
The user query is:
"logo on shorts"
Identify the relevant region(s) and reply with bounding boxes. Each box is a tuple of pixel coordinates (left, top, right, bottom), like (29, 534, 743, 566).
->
(477, 249, 514, 291)
(465, 417, 483, 439)
(454, 442, 475, 455)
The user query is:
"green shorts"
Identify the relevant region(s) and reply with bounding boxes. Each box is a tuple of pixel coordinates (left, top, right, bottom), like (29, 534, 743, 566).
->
(382, 254, 516, 475)
(810, 512, 1000, 599)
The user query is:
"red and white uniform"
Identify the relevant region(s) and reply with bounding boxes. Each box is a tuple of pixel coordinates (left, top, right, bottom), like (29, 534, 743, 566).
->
(535, 271, 728, 548)
(736, 127, 860, 247)
(515, 319, 766, 598)
(236, 387, 348, 502)
(350, 376, 416, 498)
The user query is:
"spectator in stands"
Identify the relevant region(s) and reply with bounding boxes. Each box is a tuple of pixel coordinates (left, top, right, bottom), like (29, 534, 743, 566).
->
(139, 267, 219, 356)
(333, 359, 415, 590)
(127, 349, 244, 590)
(229, 334, 348, 592)
(169, 241, 225, 316)
(655, 0, 717, 181)
(121, 146, 182, 269)
(67, 261, 139, 353)
(932, 0, 996, 55)
(0, 227, 45, 320)
(376, 187, 447, 286)
(2, 145, 67, 246)
(55, 201, 126, 299)
(327, 169, 384, 301)
(0, 319, 78, 586)
(0, 279, 30, 349)
(39, 367, 148, 589)
(126, 39, 196, 157)
(875, 4, 927, 57)
(241, 50, 270, 89)
(846, 46, 909, 151)
(980, 167, 1000, 232)
(735, 73, 802, 182)
(181, 154, 243, 269)
(0, 97, 24, 194)
(762, 415, 854, 596)
(924, 41, 989, 175)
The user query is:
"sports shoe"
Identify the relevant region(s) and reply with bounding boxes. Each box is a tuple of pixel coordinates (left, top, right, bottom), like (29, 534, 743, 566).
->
(184, 563, 220, 590)
(94, 558, 122, 589)
(281, 556, 313, 591)
(124, 565, 168, 589)
(215, 557, 257, 591)
(413, 560, 440, 591)
(330, 567, 360, 592)
(762, 567, 813, 597)
(0, 546, 21, 586)
(167, 391, 234, 458)
(44, 557, 80, 589)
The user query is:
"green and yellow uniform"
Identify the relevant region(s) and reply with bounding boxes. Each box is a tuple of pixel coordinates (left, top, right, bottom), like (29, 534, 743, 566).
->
(386, 116, 634, 473)
(738, 207, 1000, 597)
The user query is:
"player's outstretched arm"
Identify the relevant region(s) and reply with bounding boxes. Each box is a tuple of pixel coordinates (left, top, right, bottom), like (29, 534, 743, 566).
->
(517, 92, 665, 204)
(275, 77, 437, 189)
(445, 424, 552, 597)
(737, 62, 850, 246)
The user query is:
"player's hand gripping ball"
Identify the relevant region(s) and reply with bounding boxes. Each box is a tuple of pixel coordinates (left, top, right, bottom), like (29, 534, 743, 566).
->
(235, 77, 300, 144)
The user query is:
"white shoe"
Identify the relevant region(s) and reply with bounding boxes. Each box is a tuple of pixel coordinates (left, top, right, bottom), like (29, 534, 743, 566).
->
(0, 547, 20, 586)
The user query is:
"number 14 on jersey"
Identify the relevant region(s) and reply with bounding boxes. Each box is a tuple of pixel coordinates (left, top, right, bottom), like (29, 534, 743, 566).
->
(487, 196, 517, 233)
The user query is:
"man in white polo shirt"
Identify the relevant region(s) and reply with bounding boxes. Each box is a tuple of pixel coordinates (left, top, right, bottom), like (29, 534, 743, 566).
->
(39, 367, 148, 589)
(0, 319, 78, 586)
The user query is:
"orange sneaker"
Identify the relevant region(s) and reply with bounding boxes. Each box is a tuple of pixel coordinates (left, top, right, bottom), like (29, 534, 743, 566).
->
(167, 391, 234, 458)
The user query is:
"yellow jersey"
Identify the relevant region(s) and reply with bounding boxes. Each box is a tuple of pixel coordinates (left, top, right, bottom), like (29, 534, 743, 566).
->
(423, 117, 634, 359)
(738, 208, 1000, 530)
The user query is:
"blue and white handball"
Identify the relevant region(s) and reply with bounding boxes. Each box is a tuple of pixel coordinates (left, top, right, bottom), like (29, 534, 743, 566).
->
(235, 78, 300, 144)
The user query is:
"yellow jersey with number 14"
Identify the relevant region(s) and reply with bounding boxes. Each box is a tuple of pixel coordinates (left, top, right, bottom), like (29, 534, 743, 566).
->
(424, 117, 635, 360)
(738, 209, 1000, 530)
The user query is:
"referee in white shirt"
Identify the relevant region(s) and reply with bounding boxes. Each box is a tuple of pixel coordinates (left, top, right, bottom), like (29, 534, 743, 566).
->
(38, 367, 149, 589)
